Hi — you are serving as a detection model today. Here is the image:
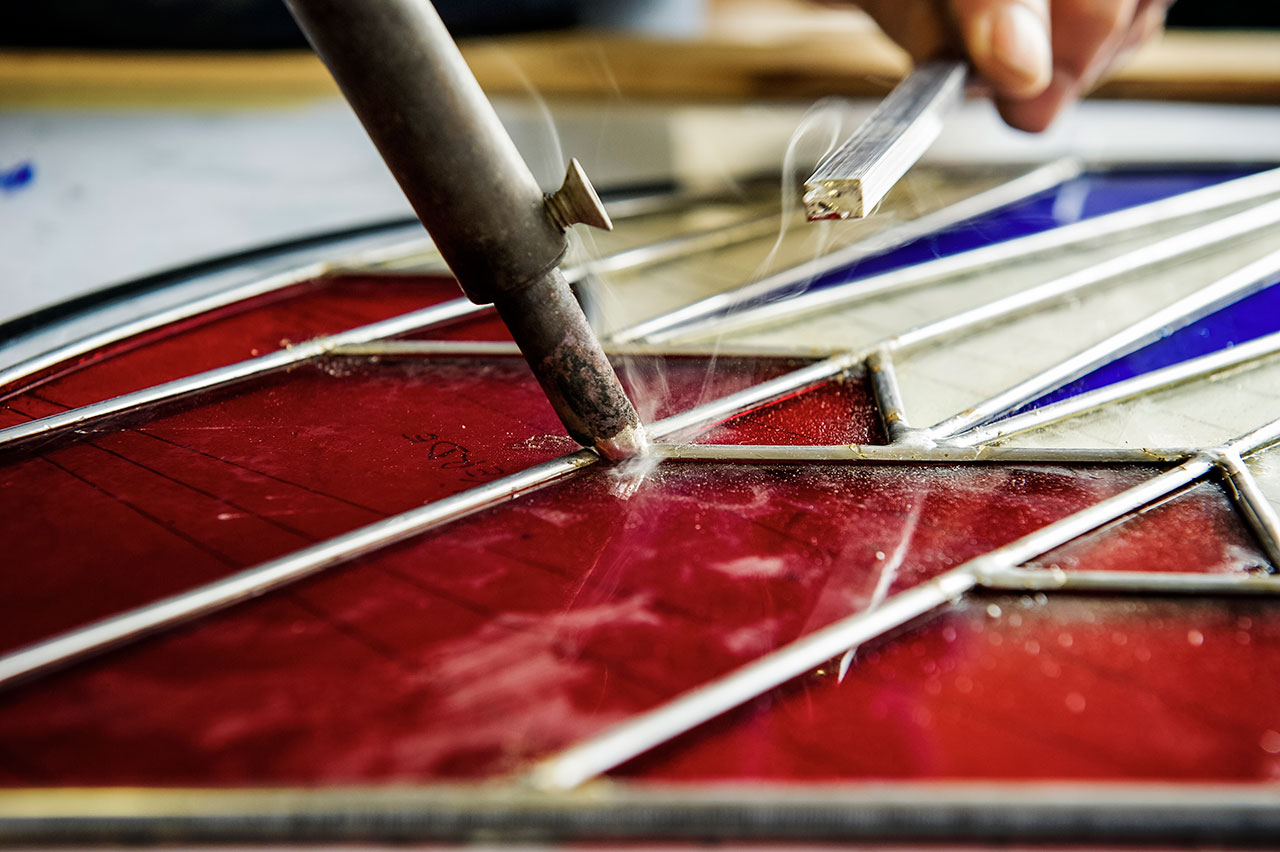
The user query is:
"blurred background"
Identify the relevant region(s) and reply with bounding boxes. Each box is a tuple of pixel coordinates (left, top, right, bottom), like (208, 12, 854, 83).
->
(2, 0, 1278, 48)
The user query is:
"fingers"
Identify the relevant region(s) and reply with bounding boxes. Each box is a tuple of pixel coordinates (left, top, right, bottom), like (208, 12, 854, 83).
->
(994, 75, 1076, 131)
(1121, 0, 1174, 54)
(996, 0, 1143, 132)
(855, 0, 953, 64)
(853, 0, 1169, 133)
(951, 0, 1052, 99)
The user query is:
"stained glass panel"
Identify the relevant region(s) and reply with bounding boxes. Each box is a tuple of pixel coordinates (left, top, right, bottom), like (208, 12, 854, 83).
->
(4, 158, 1280, 843)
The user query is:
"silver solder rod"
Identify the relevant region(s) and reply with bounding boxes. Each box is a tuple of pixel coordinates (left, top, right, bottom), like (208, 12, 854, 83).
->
(804, 60, 968, 220)
(283, 0, 645, 460)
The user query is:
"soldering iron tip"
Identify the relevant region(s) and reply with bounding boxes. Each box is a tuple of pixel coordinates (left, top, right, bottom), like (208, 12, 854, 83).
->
(594, 423, 650, 462)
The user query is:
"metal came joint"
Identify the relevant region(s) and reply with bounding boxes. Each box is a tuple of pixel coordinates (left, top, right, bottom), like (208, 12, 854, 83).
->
(1202, 447, 1239, 469)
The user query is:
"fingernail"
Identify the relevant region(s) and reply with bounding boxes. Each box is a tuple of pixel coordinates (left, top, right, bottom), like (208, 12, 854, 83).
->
(986, 3, 1052, 91)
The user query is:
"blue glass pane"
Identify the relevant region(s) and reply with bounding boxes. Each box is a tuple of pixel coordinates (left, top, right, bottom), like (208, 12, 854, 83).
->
(1016, 279, 1280, 413)
(795, 168, 1258, 294)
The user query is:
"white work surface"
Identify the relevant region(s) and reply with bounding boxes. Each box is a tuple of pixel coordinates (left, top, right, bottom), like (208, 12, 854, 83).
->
(2, 94, 1278, 328)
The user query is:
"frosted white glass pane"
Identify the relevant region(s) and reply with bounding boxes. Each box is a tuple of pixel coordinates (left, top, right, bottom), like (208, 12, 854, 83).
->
(1246, 446, 1280, 519)
(683, 200, 1275, 358)
(592, 168, 1012, 337)
(890, 220, 1280, 429)
(724, 228, 1161, 353)
(997, 355, 1280, 450)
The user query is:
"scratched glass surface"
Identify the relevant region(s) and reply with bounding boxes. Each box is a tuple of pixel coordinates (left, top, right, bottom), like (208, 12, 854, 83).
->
(692, 374, 881, 446)
(616, 596, 1280, 783)
(0, 352, 844, 655)
(0, 462, 1153, 786)
(615, 479, 1275, 783)
(1022, 479, 1269, 577)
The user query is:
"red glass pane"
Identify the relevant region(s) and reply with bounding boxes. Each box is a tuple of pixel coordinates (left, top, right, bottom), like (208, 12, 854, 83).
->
(696, 377, 883, 446)
(0, 462, 1154, 786)
(402, 311, 509, 342)
(0, 354, 879, 654)
(618, 591, 1280, 783)
(0, 356, 567, 654)
(618, 479, 1275, 783)
(0, 274, 474, 406)
(1024, 478, 1269, 575)
(2, 270, 869, 446)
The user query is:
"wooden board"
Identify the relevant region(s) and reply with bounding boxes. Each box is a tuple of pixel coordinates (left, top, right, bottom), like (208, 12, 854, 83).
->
(0, 20, 1276, 108)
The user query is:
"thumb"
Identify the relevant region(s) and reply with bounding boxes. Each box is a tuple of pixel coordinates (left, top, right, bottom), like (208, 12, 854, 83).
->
(952, 0, 1053, 99)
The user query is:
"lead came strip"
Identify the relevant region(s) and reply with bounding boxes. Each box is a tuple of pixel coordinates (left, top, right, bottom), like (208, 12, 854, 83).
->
(0, 225, 435, 393)
(4, 781, 1280, 843)
(0, 299, 485, 450)
(1215, 449, 1280, 568)
(0, 450, 600, 689)
(803, 61, 969, 220)
(650, 444, 1192, 463)
(865, 348, 915, 443)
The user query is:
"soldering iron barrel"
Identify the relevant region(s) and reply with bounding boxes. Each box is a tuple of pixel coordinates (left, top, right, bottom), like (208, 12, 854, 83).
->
(283, 0, 567, 303)
(284, 0, 646, 460)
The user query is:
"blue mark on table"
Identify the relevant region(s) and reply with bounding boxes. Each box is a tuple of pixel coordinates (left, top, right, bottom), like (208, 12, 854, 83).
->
(1, 161, 35, 193)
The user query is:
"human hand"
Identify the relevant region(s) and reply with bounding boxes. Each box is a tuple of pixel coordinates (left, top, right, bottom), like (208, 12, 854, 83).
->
(853, 0, 1172, 131)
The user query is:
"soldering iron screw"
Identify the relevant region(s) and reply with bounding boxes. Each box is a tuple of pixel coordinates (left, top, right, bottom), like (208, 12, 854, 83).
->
(547, 158, 614, 233)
